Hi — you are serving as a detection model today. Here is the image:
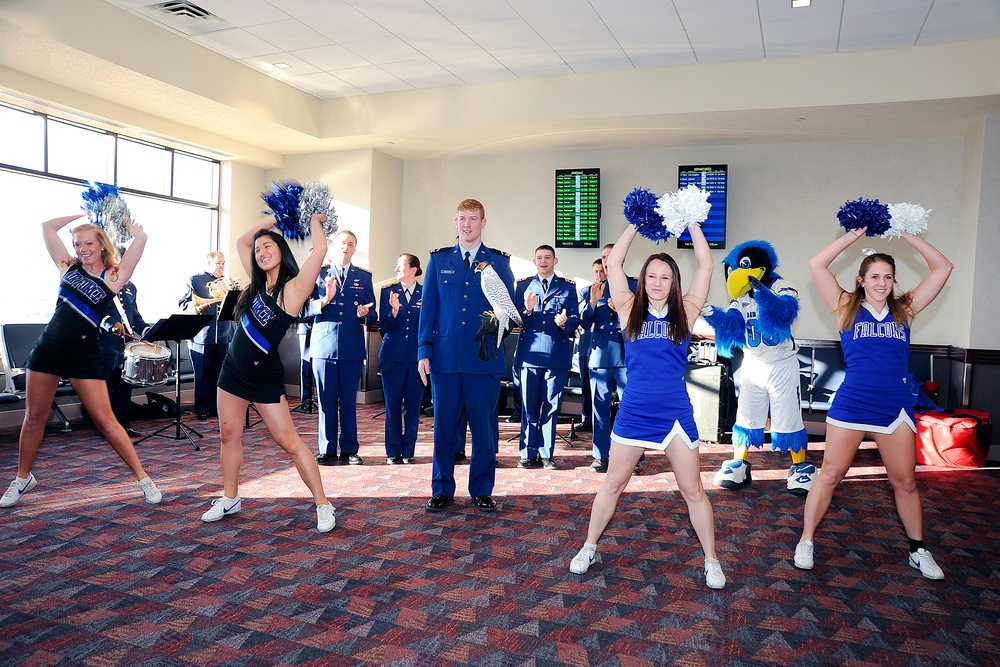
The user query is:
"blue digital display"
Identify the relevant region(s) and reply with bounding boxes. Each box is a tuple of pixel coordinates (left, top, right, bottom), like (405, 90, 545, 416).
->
(677, 164, 727, 250)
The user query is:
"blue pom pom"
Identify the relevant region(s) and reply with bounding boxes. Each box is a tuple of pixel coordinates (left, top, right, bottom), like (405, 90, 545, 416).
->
(837, 197, 891, 237)
(263, 181, 307, 240)
(623, 187, 668, 242)
(81, 182, 120, 223)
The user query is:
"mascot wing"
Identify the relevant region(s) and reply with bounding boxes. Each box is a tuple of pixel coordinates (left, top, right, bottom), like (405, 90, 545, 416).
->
(701, 304, 746, 358)
(753, 278, 799, 343)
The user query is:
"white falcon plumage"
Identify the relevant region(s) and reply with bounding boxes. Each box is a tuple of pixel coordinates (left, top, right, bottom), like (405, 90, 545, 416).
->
(475, 260, 522, 350)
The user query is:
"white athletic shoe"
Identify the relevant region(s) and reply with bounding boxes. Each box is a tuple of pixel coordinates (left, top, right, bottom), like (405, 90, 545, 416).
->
(909, 548, 945, 580)
(569, 545, 597, 575)
(0, 474, 38, 508)
(794, 540, 814, 570)
(201, 496, 242, 522)
(787, 463, 816, 496)
(316, 504, 336, 533)
(137, 477, 162, 504)
(705, 558, 726, 589)
(714, 459, 751, 490)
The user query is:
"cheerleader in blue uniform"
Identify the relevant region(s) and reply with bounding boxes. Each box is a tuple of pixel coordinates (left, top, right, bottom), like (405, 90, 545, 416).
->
(1, 214, 162, 508)
(200, 214, 336, 533)
(569, 222, 726, 590)
(794, 228, 952, 579)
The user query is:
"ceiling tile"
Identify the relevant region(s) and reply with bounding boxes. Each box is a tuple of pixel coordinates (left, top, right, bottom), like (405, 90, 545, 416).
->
(343, 35, 423, 64)
(399, 27, 491, 64)
(762, 14, 842, 57)
(920, 0, 1000, 45)
(263, 0, 353, 18)
(284, 71, 364, 97)
(291, 43, 371, 70)
(196, 0, 291, 27)
(190, 28, 282, 59)
(841, 4, 929, 44)
(301, 8, 391, 43)
(244, 19, 332, 51)
(424, 0, 520, 25)
(330, 64, 406, 88)
(505, 0, 595, 20)
(357, 0, 454, 34)
(461, 18, 549, 52)
(380, 58, 463, 87)
(239, 52, 321, 77)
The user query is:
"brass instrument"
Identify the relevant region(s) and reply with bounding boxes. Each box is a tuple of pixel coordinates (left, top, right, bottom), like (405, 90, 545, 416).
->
(193, 277, 241, 313)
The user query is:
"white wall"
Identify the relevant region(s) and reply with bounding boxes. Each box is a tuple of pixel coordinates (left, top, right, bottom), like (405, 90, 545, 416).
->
(401, 136, 966, 345)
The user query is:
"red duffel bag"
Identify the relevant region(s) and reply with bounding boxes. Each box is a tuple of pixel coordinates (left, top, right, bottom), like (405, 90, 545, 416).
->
(915, 409, 992, 468)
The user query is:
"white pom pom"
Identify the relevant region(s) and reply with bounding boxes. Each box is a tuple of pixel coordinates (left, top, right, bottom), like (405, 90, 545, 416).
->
(885, 202, 929, 238)
(655, 184, 711, 236)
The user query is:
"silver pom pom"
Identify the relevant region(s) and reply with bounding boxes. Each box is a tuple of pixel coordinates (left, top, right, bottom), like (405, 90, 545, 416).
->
(298, 182, 339, 237)
(102, 196, 132, 249)
(655, 184, 711, 236)
(885, 202, 929, 238)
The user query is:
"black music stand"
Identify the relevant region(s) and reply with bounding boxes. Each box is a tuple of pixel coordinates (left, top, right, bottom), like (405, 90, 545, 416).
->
(135, 313, 212, 450)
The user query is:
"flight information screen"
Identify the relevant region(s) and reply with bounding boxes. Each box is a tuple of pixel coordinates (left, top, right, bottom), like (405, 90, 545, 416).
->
(676, 164, 727, 249)
(555, 168, 600, 249)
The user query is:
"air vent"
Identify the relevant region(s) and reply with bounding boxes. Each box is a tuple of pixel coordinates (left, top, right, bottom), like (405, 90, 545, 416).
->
(133, 1, 232, 36)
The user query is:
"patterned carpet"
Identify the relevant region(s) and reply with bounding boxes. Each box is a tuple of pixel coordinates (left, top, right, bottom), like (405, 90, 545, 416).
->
(0, 403, 997, 666)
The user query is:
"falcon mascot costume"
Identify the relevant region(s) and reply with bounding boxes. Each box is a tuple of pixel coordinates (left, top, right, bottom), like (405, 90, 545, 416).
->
(701, 240, 814, 495)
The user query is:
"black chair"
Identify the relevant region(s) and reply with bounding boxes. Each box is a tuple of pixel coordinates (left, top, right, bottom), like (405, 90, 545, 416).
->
(0, 323, 75, 431)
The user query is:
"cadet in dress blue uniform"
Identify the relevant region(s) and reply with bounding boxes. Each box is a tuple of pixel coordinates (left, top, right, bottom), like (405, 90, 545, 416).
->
(580, 243, 637, 472)
(514, 245, 580, 468)
(418, 198, 516, 513)
(200, 214, 336, 534)
(574, 258, 605, 433)
(568, 222, 726, 590)
(179, 252, 236, 419)
(794, 228, 952, 580)
(307, 230, 377, 466)
(379, 253, 424, 464)
(1, 215, 162, 509)
(98, 275, 149, 437)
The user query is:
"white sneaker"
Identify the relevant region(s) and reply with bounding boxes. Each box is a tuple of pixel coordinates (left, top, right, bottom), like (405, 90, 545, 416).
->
(569, 545, 597, 574)
(317, 504, 336, 533)
(909, 548, 944, 580)
(201, 496, 242, 522)
(705, 558, 726, 589)
(714, 459, 751, 490)
(794, 540, 814, 570)
(0, 474, 37, 508)
(137, 477, 162, 505)
(787, 463, 816, 496)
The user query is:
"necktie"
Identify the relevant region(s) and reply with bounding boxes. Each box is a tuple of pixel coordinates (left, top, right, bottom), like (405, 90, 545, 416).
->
(541, 278, 549, 293)
(339, 267, 346, 284)
(464, 251, 471, 270)
(403, 287, 411, 303)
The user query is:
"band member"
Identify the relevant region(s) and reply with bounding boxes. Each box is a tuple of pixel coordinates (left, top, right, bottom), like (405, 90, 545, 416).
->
(794, 228, 952, 579)
(514, 245, 580, 469)
(1, 214, 162, 509)
(98, 266, 149, 438)
(419, 198, 515, 513)
(179, 251, 236, 419)
(379, 253, 424, 464)
(308, 230, 376, 466)
(201, 214, 336, 533)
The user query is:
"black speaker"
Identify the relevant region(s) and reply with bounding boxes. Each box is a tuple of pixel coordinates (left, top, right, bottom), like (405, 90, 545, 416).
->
(686, 363, 731, 443)
(143, 391, 178, 419)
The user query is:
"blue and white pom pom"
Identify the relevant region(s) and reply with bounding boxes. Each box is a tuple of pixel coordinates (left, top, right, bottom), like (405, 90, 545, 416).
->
(622, 187, 667, 242)
(298, 182, 339, 237)
(885, 202, 929, 238)
(81, 182, 132, 247)
(837, 197, 891, 237)
(263, 181, 307, 240)
(656, 184, 711, 237)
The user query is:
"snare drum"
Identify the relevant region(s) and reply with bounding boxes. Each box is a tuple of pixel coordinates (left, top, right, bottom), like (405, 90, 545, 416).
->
(122, 341, 171, 386)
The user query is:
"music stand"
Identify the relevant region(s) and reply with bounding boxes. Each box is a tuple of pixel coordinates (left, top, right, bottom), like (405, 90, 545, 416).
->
(135, 313, 212, 450)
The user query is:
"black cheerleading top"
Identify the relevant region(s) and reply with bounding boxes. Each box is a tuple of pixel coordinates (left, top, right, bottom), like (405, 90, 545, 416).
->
(26, 264, 117, 379)
(218, 289, 296, 403)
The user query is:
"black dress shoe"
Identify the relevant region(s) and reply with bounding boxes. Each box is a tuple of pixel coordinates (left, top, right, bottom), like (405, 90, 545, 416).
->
(426, 495, 453, 512)
(517, 458, 541, 469)
(633, 462, 643, 475)
(387, 455, 404, 464)
(196, 411, 210, 420)
(473, 495, 497, 512)
(504, 413, 521, 423)
(590, 458, 609, 473)
(126, 428, 142, 438)
(575, 421, 592, 433)
(347, 454, 364, 465)
(316, 453, 338, 465)
(402, 457, 415, 464)
(454, 452, 467, 463)
(541, 458, 556, 470)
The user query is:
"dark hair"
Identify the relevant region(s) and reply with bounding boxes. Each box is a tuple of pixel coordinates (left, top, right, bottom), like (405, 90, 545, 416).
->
(837, 252, 913, 331)
(592, 258, 603, 267)
(534, 244, 555, 256)
(234, 229, 300, 319)
(624, 252, 688, 345)
(399, 253, 423, 277)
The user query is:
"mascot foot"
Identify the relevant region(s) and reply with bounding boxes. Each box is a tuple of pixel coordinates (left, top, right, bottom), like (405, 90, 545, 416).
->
(787, 463, 816, 496)
(714, 459, 751, 490)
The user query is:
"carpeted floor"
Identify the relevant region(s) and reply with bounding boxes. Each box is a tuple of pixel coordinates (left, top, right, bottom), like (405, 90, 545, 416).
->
(0, 403, 997, 666)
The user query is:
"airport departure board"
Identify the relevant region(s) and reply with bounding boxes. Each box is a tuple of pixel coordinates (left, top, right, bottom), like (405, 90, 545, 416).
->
(555, 168, 600, 248)
(676, 164, 728, 250)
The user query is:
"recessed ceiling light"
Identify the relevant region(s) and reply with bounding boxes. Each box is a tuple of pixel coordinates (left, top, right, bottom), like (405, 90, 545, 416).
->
(273, 62, 292, 69)
(791, 0, 811, 7)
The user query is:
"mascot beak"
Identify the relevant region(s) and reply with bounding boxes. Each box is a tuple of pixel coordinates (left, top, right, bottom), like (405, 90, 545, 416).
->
(727, 267, 766, 300)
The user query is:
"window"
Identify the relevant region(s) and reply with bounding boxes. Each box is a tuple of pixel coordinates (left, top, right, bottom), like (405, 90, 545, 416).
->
(47, 119, 115, 183)
(174, 152, 219, 204)
(0, 104, 44, 171)
(118, 138, 171, 196)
